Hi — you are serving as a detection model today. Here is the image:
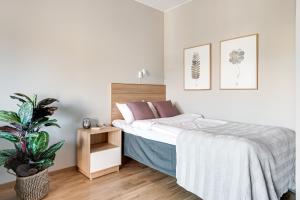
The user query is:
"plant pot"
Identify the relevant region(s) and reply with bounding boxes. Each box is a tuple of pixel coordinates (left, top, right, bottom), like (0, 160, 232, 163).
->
(15, 169, 49, 200)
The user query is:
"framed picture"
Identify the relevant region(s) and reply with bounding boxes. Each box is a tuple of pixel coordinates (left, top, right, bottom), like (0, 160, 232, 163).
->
(220, 34, 258, 90)
(184, 44, 211, 90)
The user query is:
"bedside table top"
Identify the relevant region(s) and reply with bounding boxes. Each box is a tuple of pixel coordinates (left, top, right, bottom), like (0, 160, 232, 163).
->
(78, 126, 121, 134)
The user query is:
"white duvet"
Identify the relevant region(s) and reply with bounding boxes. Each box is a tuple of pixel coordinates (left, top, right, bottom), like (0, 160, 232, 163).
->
(132, 113, 226, 136)
(131, 114, 295, 200)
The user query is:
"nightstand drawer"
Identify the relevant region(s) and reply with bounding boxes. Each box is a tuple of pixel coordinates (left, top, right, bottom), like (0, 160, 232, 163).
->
(90, 146, 121, 173)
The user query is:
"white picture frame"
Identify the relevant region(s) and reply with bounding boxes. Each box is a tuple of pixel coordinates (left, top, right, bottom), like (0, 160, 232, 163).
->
(220, 34, 258, 90)
(184, 44, 211, 90)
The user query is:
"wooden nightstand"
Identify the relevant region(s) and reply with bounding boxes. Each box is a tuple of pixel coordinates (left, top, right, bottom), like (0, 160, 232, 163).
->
(77, 126, 122, 180)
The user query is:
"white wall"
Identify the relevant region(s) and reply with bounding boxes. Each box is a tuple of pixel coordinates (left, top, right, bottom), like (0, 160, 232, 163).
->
(0, 0, 296, 187)
(0, 0, 164, 184)
(296, 0, 300, 197)
(164, 0, 295, 129)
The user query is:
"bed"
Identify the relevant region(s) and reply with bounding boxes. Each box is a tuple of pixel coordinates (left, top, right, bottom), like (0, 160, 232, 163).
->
(111, 83, 176, 176)
(110, 83, 295, 200)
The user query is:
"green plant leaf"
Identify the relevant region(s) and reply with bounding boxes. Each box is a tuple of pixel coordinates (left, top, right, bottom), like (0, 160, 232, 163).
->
(18, 102, 33, 125)
(0, 126, 23, 136)
(29, 119, 58, 131)
(10, 95, 26, 103)
(44, 122, 61, 128)
(35, 158, 54, 169)
(14, 143, 22, 153)
(14, 93, 33, 104)
(0, 132, 19, 143)
(0, 111, 20, 124)
(0, 149, 16, 166)
(40, 140, 64, 160)
(37, 98, 58, 108)
(32, 107, 57, 121)
(32, 94, 37, 107)
(27, 131, 49, 156)
(25, 132, 39, 138)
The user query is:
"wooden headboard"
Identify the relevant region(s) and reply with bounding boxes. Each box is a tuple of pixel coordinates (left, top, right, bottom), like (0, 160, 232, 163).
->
(111, 83, 166, 122)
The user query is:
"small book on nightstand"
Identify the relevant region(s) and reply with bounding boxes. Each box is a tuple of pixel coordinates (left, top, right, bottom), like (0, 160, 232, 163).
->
(76, 126, 122, 180)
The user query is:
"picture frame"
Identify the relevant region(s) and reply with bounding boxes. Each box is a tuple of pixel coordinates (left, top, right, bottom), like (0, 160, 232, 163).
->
(184, 43, 211, 90)
(220, 34, 258, 90)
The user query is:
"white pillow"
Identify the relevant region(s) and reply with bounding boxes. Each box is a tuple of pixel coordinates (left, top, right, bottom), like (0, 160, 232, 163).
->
(147, 102, 159, 118)
(116, 103, 135, 124)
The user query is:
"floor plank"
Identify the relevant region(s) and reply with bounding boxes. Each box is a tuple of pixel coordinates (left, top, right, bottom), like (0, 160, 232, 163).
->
(0, 161, 198, 200)
(0, 160, 295, 200)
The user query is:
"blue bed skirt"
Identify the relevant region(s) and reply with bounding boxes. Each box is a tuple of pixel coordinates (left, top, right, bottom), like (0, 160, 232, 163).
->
(123, 132, 176, 177)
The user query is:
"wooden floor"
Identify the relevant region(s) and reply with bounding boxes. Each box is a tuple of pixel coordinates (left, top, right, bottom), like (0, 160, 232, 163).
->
(0, 160, 295, 200)
(0, 161, 199, 200)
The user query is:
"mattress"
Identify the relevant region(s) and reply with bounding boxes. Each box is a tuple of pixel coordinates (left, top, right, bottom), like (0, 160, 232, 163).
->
(112, 119, 177, 145)
(112, 114, 223, 145)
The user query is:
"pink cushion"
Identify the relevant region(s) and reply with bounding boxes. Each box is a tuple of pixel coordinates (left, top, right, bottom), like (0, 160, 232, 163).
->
(152, 100, 180, 118)
(127, 102, 155, 120)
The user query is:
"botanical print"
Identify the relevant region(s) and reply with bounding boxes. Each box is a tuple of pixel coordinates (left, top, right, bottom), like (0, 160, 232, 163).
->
(191, 52, 200, 79)
(220, 34, 257, 89)
(228, 49, 245, 86)
(184, 44, 211, 90)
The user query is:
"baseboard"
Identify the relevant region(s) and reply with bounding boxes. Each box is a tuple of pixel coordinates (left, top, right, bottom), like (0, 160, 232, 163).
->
(49, 166, 77, 175)
(0, 166, 76, 189)
(0, 181, 15, 191)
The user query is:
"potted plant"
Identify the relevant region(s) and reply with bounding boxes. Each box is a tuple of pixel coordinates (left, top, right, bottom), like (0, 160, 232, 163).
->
(0, 93, 64, 200)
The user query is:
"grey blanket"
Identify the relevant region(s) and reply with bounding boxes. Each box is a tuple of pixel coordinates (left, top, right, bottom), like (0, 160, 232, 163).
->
(176, 122, 295, 200)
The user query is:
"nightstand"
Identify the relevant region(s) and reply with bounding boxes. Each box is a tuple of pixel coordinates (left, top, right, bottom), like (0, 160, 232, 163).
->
(77, 126, 122, 180)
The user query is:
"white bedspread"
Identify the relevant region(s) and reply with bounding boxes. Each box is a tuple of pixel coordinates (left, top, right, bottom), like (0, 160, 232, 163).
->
(176, 122, 295, 200)
(132, 113, 226, 135)
(130, 114, 295, 200)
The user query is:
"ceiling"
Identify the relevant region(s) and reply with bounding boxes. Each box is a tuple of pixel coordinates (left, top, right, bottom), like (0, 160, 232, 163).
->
(135, 0, 192, 12)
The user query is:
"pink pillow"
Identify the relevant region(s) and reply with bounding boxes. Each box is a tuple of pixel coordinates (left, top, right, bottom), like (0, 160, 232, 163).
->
(152, 100, 180, 118)
(127, 102, 155, 120)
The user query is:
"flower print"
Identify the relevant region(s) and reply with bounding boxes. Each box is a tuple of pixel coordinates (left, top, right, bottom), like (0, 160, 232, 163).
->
(229, 49, 245, 64)
(228, 49, 245, 86)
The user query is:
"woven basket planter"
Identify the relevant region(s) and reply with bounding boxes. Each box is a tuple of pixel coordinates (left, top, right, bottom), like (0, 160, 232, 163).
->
(15, 169, 49, 200)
